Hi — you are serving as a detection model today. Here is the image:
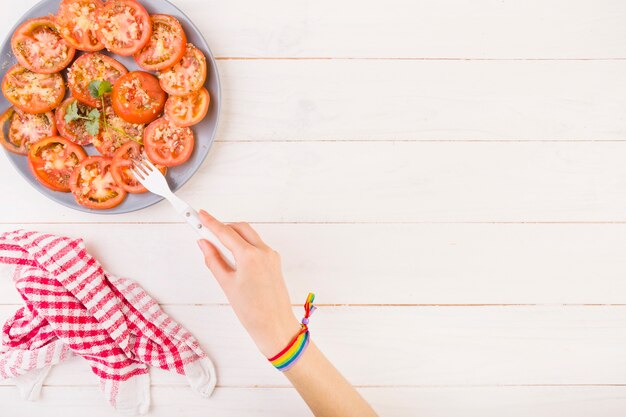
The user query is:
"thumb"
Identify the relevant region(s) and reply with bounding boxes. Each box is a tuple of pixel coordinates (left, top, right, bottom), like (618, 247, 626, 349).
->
(197, 239, 233, 287)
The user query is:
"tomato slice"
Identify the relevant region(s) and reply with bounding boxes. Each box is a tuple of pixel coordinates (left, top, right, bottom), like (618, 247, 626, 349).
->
(96, 0, 152, 56)
(56, 0, 105, 52)
(111, 141, 166, 193)
(112, 71, 166, 124)
(55, 98, 101, 146)
(11, 17, 76, 74)
(135, 14, 187, 71)
(67, 53, 128, 107)
(2, 65, 65, 114)
(158, 43, 207, 96)
(92, 107, 145, 157)
(164, 87, 210, 127)
(143, 117, 195, 167)
(0, 107, 57, 155)
(70, 156, 127, 209)
(28, 136, 87, 192)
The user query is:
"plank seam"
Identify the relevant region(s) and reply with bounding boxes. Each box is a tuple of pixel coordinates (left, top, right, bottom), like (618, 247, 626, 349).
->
(5, 221, 626, 225)
(212, 139, 626, 143)
(2, 303, 626, 307)
(216, 57, 626, 62)
(2, 383, 626, 388)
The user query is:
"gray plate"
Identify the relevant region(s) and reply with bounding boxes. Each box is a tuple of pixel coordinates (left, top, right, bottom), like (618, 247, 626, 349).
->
(0, 0, 221, 214)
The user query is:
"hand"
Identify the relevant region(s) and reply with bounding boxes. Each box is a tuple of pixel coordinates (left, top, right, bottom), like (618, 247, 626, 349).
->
(197, 211, 379, 417)
(196, 211, 301, 358)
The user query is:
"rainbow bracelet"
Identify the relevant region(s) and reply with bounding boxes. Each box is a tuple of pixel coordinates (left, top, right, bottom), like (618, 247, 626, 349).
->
(268, 293, 316, 371)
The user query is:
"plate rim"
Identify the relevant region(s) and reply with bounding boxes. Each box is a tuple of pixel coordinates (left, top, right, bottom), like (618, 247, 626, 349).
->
(0, 0, 222, 215)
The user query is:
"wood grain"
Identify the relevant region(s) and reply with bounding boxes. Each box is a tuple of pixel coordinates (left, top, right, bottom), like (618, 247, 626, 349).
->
(217, 60, 626, 141)
(0, 1, 623, 416)
(2, 305, 626, 387)
(0, 53, 623, 143)
(4, 386, 626, 417)
(3, 142, 626, 223)
(6, 0, 626, 59)
(3, 223, 626, 305)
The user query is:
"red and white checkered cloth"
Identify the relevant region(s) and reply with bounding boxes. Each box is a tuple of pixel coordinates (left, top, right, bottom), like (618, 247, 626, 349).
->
(0, 230, 216, 415)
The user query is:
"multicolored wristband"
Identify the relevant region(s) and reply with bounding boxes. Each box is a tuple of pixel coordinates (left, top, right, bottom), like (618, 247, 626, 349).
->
(268, 293, 316, 371)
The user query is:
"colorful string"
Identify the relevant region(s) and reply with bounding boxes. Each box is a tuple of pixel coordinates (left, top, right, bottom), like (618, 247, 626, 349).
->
(268, 293, 316, 371)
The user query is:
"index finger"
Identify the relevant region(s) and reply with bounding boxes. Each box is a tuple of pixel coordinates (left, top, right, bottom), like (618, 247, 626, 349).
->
(199, 210, 250, 253)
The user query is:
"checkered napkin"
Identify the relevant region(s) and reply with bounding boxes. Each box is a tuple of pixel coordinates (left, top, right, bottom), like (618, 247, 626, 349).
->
(0, 230, 216, 415)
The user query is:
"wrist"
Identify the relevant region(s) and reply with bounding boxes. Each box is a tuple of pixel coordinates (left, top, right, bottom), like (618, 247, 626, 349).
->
(256, 315, 302, 358)
(265, 293, 317, 371)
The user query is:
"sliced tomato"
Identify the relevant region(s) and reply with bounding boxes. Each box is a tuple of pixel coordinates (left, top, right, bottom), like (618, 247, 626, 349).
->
(55, 98, 100, 146)
(96, 0, 152, 56)
(135, 14, 187, 71)
(56, 0, 105, 52)
(112, 71, 166, 124)
(164, 87, 210, 127)
(92, 107, 144, 157)
(0, 107, 57, 155)
(70, 156, 127, 209)
(143, 117, 194, 167)
(11, 17, 75, 74)
(2, 65, 65, 114)
(28, 136, 87, 192)
(67, 53, 128, 107)
(111, 141, 166, 193)
(158, 43, 207, 96)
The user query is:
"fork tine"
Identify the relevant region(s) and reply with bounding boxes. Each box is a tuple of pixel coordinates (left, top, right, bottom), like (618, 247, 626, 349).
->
(136, 157, 150, 171)
(130, 165, 145, 181)
(140, 156, 157, 172)
(133, 159, 150, 176)
(135, 157, 153, 174)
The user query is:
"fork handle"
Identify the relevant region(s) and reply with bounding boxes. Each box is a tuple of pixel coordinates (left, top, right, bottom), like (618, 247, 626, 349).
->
(183, 207, 237, 269)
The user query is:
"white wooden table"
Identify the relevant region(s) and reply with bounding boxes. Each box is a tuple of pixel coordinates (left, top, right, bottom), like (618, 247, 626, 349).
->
(3, 0, 626, 415)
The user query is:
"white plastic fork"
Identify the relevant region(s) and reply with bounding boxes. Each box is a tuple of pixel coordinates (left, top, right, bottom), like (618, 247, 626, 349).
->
(130, 156, 236, 269)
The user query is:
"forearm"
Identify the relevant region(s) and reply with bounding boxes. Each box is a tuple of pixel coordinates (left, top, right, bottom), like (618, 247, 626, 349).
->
(285, 341, 378, 417)
(196, 212, 377, 416)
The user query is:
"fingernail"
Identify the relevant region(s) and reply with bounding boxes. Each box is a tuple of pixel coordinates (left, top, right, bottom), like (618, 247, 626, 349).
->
(199, 209, 208, 216)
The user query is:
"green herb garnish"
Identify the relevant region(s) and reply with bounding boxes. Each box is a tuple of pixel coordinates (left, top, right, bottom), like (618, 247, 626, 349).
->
(88, 80, 111, 133)
(88, 80, 112, 99)
(64, 100, 101, 136)
(64, 100, 80, 122)
(63, 80, 141, 143)
(84, 109, 102, 136)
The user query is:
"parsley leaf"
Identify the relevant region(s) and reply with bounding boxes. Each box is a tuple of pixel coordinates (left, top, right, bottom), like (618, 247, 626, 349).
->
(85, 108, 102, 135)
(99, 81, 113, 96)
(88, 108, 101, 121)
(85, 119, 101, 136)
(88, 80, 112, 98)
(62, 100, 103, 135)
(88, 81, 100, 98)
(84, 79, 131, 138)
(64, 100, 80, 123)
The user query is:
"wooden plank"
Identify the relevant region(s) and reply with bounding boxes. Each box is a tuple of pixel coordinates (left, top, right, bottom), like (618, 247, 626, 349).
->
(3, 142, 626, 223)
(217, 59, 626, 141)
(0, 58, 623, 142)
(177, 0, 626, 59)
(4, 1, 626, 59)
(2, 306, 626, 387)
(3, 223, 626, 305)
(3, 386, 626, 417)
(0, 17, 623, 142)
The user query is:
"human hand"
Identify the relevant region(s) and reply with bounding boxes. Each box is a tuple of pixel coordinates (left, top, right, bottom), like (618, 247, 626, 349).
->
(196, 210, 301, 358)
(197, 212, 379, 417)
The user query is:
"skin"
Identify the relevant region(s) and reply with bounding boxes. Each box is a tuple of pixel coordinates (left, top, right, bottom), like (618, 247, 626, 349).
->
(197, 210, 379, 417)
